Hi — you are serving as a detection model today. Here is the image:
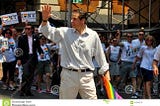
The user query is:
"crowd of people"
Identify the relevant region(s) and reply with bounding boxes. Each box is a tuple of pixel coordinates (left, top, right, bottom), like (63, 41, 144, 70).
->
(105, 29, 160, 99)
(0, 22, 60, 96)
(0, 4, 160, 99)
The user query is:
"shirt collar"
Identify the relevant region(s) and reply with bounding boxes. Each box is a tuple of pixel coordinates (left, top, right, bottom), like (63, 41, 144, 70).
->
(72, 26, 89, 36)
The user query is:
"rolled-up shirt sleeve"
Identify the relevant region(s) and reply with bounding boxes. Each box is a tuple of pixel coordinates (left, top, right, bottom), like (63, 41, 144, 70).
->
(39, 22, 109, 73)
(39, 22, 62, 43)
(94, 35, 109, 75)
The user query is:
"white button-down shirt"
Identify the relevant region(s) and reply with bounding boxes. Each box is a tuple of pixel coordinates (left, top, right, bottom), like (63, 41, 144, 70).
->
(39, 22, 109, 74)
(28, 35, 33, 54)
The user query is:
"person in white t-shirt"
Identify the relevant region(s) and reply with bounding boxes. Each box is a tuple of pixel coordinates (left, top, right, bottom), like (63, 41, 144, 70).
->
(36, 35, 51, 93)
(132, 29, 145, 92)
(106, 38, 121, 89)
(133, 35, 157, 99)
(119, 33, 138, 95)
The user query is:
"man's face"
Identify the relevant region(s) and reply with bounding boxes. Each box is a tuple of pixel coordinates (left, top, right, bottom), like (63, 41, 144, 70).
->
(34, 28, 39, 34)
(71, 12, 82, 29)
(138, 31, 144, 40)
(25, 25, 32, 35)
(127, 33, 133, 42)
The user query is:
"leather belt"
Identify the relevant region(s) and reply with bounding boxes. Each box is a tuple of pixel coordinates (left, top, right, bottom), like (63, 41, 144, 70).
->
(110, 60, 117, 63)
(65, 68, 92, 72)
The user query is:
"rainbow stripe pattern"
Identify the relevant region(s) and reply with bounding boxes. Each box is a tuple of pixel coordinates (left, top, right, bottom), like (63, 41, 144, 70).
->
(101, 76, 123, 99)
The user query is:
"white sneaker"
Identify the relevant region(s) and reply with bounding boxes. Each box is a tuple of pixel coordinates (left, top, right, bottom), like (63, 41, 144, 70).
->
(131, 93, 139, 99)
(8, 85, 15, 91)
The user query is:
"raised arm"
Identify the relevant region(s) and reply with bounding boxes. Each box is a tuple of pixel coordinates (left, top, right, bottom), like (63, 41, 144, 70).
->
(41, 4, 52, 26)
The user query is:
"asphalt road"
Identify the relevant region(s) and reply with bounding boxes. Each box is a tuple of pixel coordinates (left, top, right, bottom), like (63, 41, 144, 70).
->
(0, 87, 59, 99)
(0, 81, 59, 99)
(0, 81, 159, 99)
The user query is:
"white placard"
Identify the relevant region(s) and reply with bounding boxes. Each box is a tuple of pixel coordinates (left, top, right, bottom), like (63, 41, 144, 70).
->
(0, 13, 19, 25)
(0, 37, 8, 49)
(21, 11, 36, 22)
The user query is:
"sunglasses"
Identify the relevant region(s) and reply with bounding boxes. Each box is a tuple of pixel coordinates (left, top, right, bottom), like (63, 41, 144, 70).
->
(5, 32, 11, 34)
(25, 28, 31, 30)
(127, 36, 133, 38)
(113, 39, 117, 41)
(139, 34, 144, 36)
(146, 39, 153, 42)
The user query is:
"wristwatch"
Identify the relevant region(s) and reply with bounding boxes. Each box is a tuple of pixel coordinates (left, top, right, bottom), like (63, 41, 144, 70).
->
(42, 20, 48, 22)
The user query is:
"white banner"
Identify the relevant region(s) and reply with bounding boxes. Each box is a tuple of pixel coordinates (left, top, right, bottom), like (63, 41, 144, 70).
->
(21, 11, 36, 22)
(0, 99, 160, 106)
(0, 13, 19, 25)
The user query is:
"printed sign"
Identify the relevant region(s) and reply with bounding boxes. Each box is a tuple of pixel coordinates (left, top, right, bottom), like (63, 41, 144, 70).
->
(0, 37, 8, 50)
(0, 13, 19, 25)
(21, 11, 36, 22)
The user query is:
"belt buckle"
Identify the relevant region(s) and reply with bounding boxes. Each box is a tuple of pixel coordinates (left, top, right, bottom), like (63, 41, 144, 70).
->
(81, 69, 87, 72)
(78, 69, 81, 72)
(70, 69, 74, 72)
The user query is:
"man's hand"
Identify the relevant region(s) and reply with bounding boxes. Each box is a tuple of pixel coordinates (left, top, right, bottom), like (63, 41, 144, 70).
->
(42, 4, 51, 21)
(104, 70, 111, 81)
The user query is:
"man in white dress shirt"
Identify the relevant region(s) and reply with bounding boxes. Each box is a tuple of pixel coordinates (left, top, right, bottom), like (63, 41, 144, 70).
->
(39, 5, 110, 99)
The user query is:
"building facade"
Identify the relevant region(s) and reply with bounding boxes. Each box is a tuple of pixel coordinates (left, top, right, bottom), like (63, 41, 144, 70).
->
(0, 0, 159, 30)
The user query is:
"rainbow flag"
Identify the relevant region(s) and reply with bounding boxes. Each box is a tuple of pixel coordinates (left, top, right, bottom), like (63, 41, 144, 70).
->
(101, 76, 123, 99)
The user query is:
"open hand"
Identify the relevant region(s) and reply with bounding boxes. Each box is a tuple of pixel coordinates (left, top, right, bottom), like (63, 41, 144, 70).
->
(42, 4, 52, 21)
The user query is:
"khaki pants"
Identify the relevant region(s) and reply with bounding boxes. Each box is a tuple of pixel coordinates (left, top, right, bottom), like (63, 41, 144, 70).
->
(59, 68, 97, 99)
(0, 62, 3, 80)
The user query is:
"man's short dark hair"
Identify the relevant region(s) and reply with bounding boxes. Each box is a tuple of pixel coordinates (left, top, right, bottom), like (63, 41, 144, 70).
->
(138, 29, 145, 33)
(72, 9, 88, 20)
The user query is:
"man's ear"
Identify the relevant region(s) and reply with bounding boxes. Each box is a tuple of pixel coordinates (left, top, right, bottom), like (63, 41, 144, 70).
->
(81, 18, 86, 24)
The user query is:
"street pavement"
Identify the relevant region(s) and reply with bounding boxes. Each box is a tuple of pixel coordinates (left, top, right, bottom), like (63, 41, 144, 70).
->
(0, 81, 159, 99)
(0, 81, 59, 99)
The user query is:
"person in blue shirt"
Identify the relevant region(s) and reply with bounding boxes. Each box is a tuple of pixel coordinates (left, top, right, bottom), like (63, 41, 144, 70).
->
(36, 35, 51, 93)
(1, 28, 17, 90)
